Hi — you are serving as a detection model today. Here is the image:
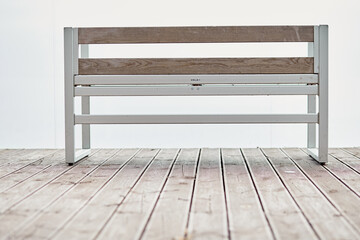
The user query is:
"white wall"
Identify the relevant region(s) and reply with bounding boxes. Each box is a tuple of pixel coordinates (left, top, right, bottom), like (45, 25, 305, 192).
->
(0, 0, 359, 148)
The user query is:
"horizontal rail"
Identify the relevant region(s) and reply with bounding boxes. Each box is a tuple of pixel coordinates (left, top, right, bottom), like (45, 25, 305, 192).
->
(74, 85, 318, 96)
(78, 58, 314, 75)
(74, 74, 318, 85)
(303, 148, 325, 163)
(75, 114, 319, 124)
(74, 149, 91, 162)
(77, 26, 314, 44)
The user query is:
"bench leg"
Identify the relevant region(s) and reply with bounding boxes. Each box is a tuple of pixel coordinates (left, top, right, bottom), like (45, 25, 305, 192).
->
(65, 118, 75, 165)
(305, 95, 319, 162)
(307, 95, 316, 149)
(318, 25, 329, 164)
(305, 25, 328, 164)
(81, 44, 91, 150)
(82, 96, 91, 150)
(65, 28, 90, 165)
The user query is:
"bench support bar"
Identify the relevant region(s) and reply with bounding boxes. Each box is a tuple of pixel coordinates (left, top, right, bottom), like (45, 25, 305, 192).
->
(75, 114, 318, 125)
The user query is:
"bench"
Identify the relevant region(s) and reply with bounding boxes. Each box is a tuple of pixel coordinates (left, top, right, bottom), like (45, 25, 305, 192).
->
(64, 25, 328, 165)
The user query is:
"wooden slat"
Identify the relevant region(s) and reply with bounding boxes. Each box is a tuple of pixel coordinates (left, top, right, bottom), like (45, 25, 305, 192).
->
(0, 149, 102, 238)
(343, 147, 360, 159)
(96, 149, 178, 239)
(187, 148, 228, 239)
(0, 150, 29, 168)
(78, 26, 314, 44)
(222, 148, 272, 239)
(11, 149, 122, 239)
(141, 149, 199, 240)
(51, 149, 157, 240)
(242, 148, 317, 239)
(0, 149, 58, 179)
(340, 148, 360, 173)
(326, 149, 360, 196)
(0, 151, 68, 194)
(0, 149, 26, 166)
(2, 148, 360, 239)
(283, 148, 360, 233)
(262, 148, 359, 239)
(79, 57, 314, 75)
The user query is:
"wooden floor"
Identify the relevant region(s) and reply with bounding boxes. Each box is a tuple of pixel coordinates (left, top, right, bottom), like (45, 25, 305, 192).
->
(0, 148, 360, 240)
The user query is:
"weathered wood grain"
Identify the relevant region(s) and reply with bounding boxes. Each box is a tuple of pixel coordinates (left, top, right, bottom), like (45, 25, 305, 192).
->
(262, 148, 359, 239)
(242, 148, 316, 239)
(141, 149, 199, 240)
(79, 57, 314, 75)
(283, 148, 360, 234)
(0, 149, 26, 166)
(0, 151, 71, 213)
(0, 151, 63, 193)
(0, 149, 105, 238)
(51, 149, 157, 240)
(78, 26, 314, 44)
(0, 149, 58, 178)
(325, 149, 360, 196)
(6, 149, 121, 239)
(96, 149, 178, 240)
(343, 147, 360, 159)
(337, 148, 360, 173)
(222, 148, 273, 240)
(187, 148, 228, 240)
(0, 148, 359, 240)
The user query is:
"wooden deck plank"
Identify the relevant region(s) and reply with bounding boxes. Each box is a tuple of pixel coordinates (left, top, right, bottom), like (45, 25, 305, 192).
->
(141, 148, 200, 240)
(0, 150, 67, 193)
(0, 150, 73, 213)
(342, 147, 360, 159)
(0, 149, 58, 178)
(0, 165, 51, 193)
(334, 148, 360, 173)
(325, 149, 360, 196)
(242, 148, 316, 239)
(262, 148, 359, 239)
(0, 149, 26, 166)
(96, 149, 178, 240)
(283, 148, 360, 234)
(50, 148, 158, 240)
(187, 148, 228, 240)
(9, 149, 123, 239)
(0, 149, 107, 237)
(0, 148, 359, 240)
(222, 148, 273, 240)
(4, 149, 122, 239)
(79, 57, 314, 75)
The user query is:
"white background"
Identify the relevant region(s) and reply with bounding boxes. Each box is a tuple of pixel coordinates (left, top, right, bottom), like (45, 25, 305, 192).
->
(0, 0, 359, 148)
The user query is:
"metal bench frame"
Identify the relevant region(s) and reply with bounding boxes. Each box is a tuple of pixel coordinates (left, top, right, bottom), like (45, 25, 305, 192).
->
(64, 25, 328, 165)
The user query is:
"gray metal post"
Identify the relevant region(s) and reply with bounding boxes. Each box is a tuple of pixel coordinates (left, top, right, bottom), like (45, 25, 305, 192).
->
(307, 26, 319, 149)
(318, 25, 329, 163)
(81, 44, 90, 149)
(64, 28, 75, 164)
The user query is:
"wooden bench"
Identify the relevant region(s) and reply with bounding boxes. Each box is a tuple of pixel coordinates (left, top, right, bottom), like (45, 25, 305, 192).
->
(64, 25, 328, 165)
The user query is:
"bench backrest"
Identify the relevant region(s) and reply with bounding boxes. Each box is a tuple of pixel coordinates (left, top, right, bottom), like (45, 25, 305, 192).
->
(70, 26, 317, 77)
